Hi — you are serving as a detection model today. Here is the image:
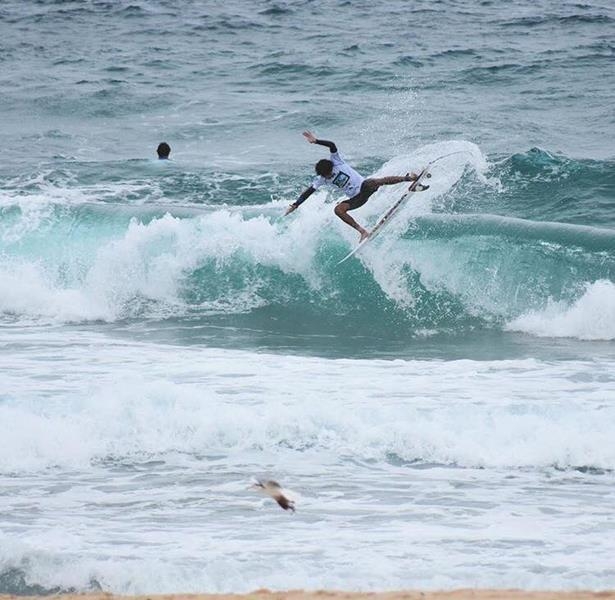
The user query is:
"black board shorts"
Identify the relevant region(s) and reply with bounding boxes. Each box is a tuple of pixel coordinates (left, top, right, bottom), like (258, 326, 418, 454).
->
(343, 179, 379, 211)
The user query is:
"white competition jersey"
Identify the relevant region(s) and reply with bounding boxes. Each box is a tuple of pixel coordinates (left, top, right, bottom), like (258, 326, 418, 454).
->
(311, 151, 364, 198)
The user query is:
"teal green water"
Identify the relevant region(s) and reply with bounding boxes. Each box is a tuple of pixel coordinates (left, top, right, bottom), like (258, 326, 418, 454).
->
(2, 147, 614, 358)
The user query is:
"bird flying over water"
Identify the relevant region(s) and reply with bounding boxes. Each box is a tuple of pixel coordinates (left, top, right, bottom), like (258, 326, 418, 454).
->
(251, 479, 296, 512)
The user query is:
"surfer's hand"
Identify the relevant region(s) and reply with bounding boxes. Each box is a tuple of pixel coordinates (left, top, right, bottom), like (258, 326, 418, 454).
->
(285, 203, 298, 216)
(302, 131, 317, 144)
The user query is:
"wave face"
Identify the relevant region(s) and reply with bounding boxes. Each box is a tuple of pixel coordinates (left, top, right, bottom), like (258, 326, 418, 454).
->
(1, 143, 614, 348)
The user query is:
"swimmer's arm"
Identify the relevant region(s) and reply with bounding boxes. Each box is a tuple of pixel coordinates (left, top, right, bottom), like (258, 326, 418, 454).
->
(285, 186, 315, 215)
(302, 131, 337, 153)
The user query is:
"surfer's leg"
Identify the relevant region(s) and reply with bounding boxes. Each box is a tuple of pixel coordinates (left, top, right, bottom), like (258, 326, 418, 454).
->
(368, 174, 415, 186)
(373, 173, 430, 192)
(368, 173, 429, 188)
(335, 180, 381, 239)
(334, 202, 369, 241)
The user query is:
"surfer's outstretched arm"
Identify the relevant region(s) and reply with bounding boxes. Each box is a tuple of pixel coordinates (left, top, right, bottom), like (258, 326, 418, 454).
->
(303, 131, 337, 153)
(285, 186, 316, 215)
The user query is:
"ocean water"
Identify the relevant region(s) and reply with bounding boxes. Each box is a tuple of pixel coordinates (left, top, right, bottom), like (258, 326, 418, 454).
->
(1, 0, 615, 594)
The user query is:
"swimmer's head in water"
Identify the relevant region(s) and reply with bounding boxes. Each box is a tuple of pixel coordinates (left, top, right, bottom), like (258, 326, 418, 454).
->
(157, 142, 171, 159)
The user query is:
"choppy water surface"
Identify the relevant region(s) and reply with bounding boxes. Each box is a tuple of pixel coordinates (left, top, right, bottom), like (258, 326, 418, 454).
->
(1, 0, 614, 594)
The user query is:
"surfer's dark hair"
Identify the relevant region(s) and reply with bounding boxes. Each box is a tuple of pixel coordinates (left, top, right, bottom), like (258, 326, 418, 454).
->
(157, 142, 171, 159)
(315, 159, 333, 176)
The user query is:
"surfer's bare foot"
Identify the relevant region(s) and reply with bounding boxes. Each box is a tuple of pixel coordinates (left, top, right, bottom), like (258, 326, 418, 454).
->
(359, 228, 370, 242)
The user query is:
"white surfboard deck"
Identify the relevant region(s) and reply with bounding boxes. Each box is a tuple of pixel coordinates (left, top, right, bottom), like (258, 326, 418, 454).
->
(337, 167, 431, 265)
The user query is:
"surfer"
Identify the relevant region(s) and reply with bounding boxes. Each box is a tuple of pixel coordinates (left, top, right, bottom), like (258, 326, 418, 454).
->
(285, 131, 428, 241)
(157, 142, 171, 160)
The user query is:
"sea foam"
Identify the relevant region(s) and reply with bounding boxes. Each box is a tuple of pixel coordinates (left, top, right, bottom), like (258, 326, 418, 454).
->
(506, 279, 615, 340)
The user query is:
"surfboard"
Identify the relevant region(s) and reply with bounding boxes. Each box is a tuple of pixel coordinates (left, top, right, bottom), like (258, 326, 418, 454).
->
(335, 150, 472, 265)
(337, 167, 432, 265)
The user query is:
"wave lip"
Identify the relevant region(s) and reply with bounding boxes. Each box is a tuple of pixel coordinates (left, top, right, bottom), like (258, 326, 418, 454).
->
(411, 213, 615, 252)
(506, 280, 615, 340)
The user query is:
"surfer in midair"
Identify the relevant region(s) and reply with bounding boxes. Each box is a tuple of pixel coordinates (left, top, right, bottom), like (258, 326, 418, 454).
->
(285, 131, 428, 241)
